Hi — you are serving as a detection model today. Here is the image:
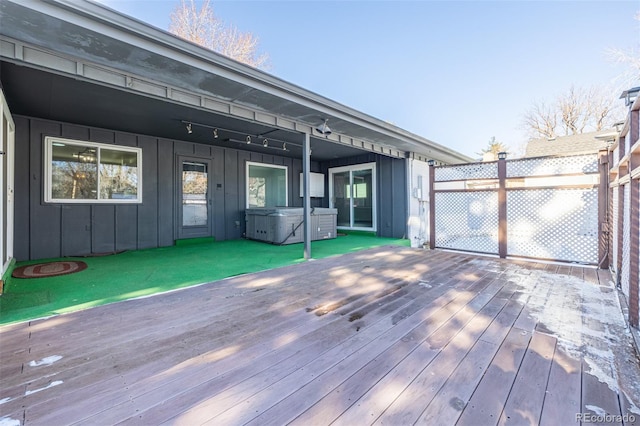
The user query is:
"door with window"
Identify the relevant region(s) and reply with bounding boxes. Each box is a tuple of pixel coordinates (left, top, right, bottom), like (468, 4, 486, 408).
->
(329, 163, 376, 231)
(177, 157, 212, 239)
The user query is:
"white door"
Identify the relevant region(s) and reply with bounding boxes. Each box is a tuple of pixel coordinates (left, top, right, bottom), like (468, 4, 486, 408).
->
(1, 88, 15, 276)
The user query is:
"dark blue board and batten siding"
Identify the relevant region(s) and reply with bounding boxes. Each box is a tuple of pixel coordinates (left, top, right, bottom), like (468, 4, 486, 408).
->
(14, 116, 407, 261)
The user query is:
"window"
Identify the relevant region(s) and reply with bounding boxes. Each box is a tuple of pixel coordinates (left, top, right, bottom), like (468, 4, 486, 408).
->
(44, 137, 142, 203)
(246, 162, 287, 208)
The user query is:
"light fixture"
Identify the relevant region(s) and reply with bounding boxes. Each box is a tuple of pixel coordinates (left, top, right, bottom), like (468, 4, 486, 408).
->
(498, 152, 507, 160)
(619, 86, 640, 107)
(315, 119, 332, 135)
(181, 119, 303, 150)
(427, 159, 435, 166)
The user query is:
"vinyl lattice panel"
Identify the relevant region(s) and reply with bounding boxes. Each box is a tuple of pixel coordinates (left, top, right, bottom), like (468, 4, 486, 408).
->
(434, 162, 498, 182)
(621, 184, 631, 299)
(507, 154, 598, 178)
(434, 191, 499, 253)
(507, 188, 598, 264)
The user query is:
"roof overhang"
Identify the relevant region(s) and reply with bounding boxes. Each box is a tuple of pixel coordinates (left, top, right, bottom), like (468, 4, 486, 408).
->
(0, 0, 472, 164)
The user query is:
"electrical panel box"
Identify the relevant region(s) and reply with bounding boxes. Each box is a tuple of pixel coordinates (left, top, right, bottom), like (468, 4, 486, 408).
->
(299, 172, 325, 198)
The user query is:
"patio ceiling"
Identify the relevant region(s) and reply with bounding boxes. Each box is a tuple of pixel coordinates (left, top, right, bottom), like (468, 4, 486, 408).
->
(0, 0, 473, 164)
(0, 63, 363, 161)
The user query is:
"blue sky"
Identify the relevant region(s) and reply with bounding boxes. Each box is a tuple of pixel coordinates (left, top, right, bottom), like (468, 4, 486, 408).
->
(97, 0, 638, 158)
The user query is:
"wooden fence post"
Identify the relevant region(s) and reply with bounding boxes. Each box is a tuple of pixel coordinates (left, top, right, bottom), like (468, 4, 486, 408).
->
(628, 109, 639, 327)
(598, 150, 609, 269)
(429, 161, 436, 250)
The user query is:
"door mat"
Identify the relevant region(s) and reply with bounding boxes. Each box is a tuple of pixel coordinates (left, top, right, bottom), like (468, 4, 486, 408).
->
(12, 261, 88, 279)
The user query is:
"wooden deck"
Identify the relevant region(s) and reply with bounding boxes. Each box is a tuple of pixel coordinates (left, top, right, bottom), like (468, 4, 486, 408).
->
(1, 246, 638, 425)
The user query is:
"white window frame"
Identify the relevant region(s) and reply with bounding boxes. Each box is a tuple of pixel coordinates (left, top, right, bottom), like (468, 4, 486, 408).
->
(1, 88, 15, 275)
(245, 161, 288, 208)
(329, 162, 377, 231)
(44, 136, 143, 204)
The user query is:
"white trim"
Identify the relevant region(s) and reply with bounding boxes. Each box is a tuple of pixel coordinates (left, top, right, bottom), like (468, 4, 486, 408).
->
(1, 88, 16, 275)
(328, 162, 377, 232)
(44, 136, 143, 204)
(245, 161, 289, 209)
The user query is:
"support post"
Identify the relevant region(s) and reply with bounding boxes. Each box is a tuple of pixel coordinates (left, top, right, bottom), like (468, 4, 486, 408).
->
(628, 109, 639, 327)
(598, 150, 609, 269)
(498, 157, 507, 258)
(428, 161, 435, 249)
(302, 132, 311, 260)
(617, 184, 625, 284)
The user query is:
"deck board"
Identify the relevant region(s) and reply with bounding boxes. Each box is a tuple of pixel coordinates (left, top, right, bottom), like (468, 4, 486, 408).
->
(456, 328, 532, 426)
(582, 368, 623, 426)
(0, 246, 636, 426)
(498, 331, 556, 425)
(539, 348, 582, 426)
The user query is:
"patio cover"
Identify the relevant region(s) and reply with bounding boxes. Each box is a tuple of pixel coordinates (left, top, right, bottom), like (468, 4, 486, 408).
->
(0, 0, 472, 164)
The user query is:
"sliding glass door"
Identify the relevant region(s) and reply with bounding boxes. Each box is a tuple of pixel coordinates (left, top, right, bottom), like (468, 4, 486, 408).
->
(329, 163, 376, 231)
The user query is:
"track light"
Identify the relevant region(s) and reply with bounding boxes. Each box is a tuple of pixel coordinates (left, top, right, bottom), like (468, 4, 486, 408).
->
(315, 119, 331, 135)
(181, 119, 302, 150)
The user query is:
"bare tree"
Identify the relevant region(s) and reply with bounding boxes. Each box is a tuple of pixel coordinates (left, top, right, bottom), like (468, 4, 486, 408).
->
(522, 85, 622, 139)
(522, 100, 557, 139)
(169, 0, 269, 69)
(605, 11, 640, 88)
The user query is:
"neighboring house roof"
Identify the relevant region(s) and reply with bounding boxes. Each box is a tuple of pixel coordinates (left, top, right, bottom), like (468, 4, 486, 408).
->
(0, 0, 473, 164)
(524, 130, 616, 158)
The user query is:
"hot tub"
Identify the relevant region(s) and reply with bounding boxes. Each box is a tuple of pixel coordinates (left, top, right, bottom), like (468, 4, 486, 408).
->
(245, 207, 337, 245)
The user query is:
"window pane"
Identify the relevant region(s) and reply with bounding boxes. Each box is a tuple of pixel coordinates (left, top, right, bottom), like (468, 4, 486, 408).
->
(182, 162, 208, 226)
(248, 164, 287, 208)
(99, 149, 139, 199)
(51, 143, 98, 199)
(352, 169, 373, 227)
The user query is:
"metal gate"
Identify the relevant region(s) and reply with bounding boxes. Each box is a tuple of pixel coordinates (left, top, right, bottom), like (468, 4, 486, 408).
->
(429, 153, 607, 265)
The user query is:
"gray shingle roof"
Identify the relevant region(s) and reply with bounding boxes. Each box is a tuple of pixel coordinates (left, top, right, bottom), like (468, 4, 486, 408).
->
(524, 130, 613, 157)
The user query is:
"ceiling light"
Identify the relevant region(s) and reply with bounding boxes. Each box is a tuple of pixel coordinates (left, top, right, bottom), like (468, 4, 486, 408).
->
(263, 139, 269, 147)
(186, 123, 193, 134)
(246, 135, 251, 144)
(315, 119, 332, 135)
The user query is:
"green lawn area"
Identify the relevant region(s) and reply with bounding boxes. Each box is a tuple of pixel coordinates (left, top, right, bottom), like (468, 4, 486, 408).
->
(0, 234, 409, 325)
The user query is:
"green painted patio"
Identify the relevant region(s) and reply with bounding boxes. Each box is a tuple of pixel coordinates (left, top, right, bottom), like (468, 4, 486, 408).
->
(0, 234, 408, 326)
